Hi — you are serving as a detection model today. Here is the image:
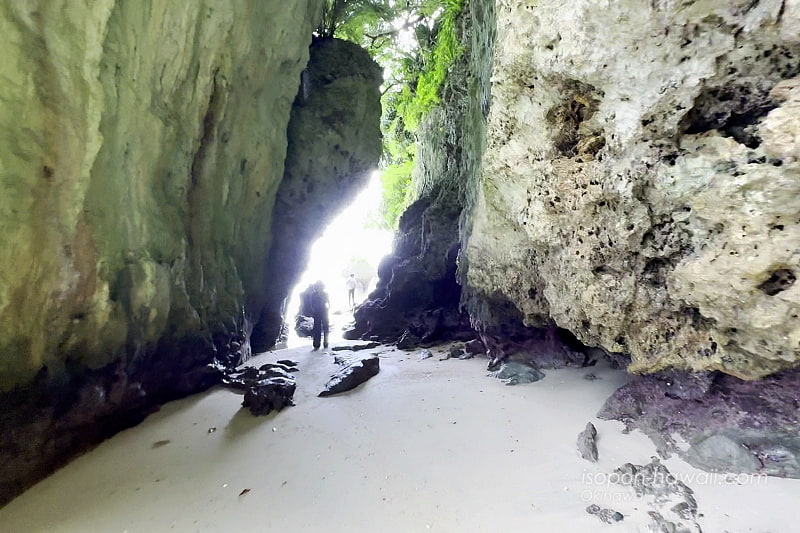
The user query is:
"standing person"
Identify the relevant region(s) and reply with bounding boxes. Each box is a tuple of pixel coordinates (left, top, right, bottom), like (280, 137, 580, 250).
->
(310, 280, 330, 350)
(346, 273, 357, 310)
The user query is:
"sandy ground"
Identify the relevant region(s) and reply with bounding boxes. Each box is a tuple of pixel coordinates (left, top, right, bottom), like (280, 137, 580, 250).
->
(1, 335, 799, 532)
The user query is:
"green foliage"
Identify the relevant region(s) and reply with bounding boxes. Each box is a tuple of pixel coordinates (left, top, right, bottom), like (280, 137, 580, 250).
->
(317, 0, 465, 229)
(399, 0, 464, 132)
(379, 157, 415, 229)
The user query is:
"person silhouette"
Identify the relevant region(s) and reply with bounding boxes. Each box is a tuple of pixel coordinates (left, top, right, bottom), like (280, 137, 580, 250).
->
(346, 273, 357, 310)
(310, 280, 330, 350)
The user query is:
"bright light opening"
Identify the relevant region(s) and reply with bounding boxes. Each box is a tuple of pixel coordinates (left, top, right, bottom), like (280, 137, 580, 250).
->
(285, 171, 393, 347)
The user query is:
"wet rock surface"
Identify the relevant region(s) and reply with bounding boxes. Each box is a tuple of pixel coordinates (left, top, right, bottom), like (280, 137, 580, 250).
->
(614, 459, 702, 533)
(319, 354, 380, 397)
(577, 422, 599, 462)
(599, 367, 800, 478)
(331, 342, 381, 352)
(489, 360, 545, 386)
(222, 361, 299, 416)
(242, 380, 296, 416)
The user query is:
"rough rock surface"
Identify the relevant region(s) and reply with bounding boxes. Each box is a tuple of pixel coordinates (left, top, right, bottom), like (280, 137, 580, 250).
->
(345, 2, 494, 349)
(464, 0, 800, 378)
(614, 458, 702, 533)
(319, 354, 380, 397)
(489, 360, 545, 386)
(222, 361, 298, 416)
(599, 367, 800, 477)
(585, 504, 623, 525)
(251, 37, 382, 351)
(346, 197, 474, 346)
(577, 422, 599, 462)
(0, 0, 327, 505)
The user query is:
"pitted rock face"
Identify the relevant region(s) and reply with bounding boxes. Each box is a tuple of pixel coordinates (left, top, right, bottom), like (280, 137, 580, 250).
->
(464, 0, 800, 378)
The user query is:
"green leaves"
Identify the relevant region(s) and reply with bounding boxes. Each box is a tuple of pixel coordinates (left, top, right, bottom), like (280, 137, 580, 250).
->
(316, 0, 465, 229)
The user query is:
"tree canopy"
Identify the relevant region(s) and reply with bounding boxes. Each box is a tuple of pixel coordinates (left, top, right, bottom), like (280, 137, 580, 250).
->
(316, 0, 465, 229)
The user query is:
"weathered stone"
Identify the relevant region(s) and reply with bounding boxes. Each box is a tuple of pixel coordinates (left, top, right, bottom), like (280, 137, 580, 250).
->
(449, 344, 465, 358)
(614, 458, 701, 533)
(464, 339, 486, 356)
(586, 504, 623, 524)
(330, 342, 382, 352)
(319, 355, 380, 397)
(242, 379, 296, 416)
(0, 0, 327, 505)
(577, 422, 599, 462)
(599, 367, 800, 478)
(418, 349, 433, 360)
(463, 0, 800, 379)
(489, 361, 545, 386)
(686, 434, 762, 473)
(396, 330, 423, 350)
(222, 362, 298, 416)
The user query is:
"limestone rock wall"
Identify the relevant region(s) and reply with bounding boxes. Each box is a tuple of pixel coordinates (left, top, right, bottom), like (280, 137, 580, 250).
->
(0, 0, 325, 504)
(0, 0, 322, 390)
(464, 0, 800, 378)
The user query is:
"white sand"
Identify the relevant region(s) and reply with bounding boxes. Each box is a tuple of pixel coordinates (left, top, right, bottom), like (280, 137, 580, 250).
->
(1, 341, 798, 533)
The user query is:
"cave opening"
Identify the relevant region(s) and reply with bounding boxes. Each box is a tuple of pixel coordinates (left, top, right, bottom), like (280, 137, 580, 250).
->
(283, 170, 393, 348)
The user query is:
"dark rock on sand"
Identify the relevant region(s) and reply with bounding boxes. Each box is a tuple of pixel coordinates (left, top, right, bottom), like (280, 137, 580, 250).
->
(614, 458, 701, 533)
(242, 378, 296, 415)
(221, 361, 299, 416)
(577, 422, 599, 462)
(449, 344, 465, 358)
(599, 367, 800, 478)
(397, 330, 423, 350)
(464, 338, 486, 355)
(489, 360, 545, 385)
(319, 354, 380, 397)
(586, 504, 623, 524)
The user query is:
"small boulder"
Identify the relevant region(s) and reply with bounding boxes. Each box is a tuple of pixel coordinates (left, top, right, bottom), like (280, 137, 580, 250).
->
(319, 355, 380, 397)
(586, 504, 623, 524)
(242, 378, 296, 415)
(577, 422, 599, 462)
(294, 315, 314, 338)
(490, 361, 545, 385)
(686, 434, 762, 473)
(397, 330, 422, 350)
(464, 339, 486, 355)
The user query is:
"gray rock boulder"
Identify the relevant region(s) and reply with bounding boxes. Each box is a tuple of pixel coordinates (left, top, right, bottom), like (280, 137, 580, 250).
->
(577, 422, 599, 462)
(319, 354, 380, 397)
